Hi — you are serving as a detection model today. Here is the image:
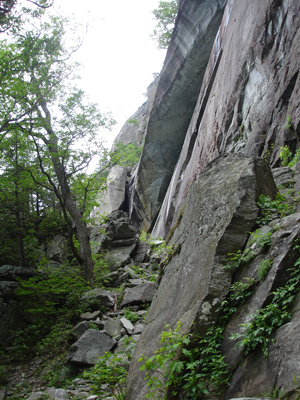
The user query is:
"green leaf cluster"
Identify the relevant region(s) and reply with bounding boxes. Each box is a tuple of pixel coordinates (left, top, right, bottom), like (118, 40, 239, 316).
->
(111, 142, 143, 169)
(138, 255, 262, 398)
(223, 248, 255, 272)
(13, 263, 90, 358)
(280, 145, 300, 168)
(256, 193, 293, 226)
(151, 0, 179, 49)
(124, 309, 139, 324)
(84, 347, 132, 399)
(258, 258, 273, 281)
(231, 257, 300, 357)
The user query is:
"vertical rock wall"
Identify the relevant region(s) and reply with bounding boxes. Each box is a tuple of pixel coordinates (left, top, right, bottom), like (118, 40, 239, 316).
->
(128, 0, 227, 231)
(126, 154, 277, 400)
(153, 0, 300, 238)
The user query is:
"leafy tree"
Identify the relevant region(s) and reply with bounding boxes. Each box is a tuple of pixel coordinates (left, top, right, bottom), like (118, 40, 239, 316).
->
(0, 15, 115, 281)
(0, 0, 53, 33)
(111, 142, 143, 169)
(151, 0, 179, 49)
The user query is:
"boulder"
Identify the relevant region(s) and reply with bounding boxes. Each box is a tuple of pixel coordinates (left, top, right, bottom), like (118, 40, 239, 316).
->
(132, 323, 144, 335)
(0, 387, 6, 400)
(46, 234, 68, 263)
(121, 282, 156, 308)
(271, 167, 294, 189)
(126, 154, 277, 400)
(0, 265, 36, 281)
(89, 211, 138, 259)
(120, 317, 135, 335)
(80, 311, 102, 321)
(131, 240, 150, 263)
(80, 288, 114, 309)
(72, 321, 91, 339)
(104, 318, 123, 338)
(0, 281, 18, 300)
(66, 329, 116, 365)
(89, 166, 129, 223)
(107, 244, 136, 267)
(44, 388, 69, 400)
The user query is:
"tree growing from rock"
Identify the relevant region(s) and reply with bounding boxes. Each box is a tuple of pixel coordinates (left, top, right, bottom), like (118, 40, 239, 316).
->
(151, 0, 179, 49)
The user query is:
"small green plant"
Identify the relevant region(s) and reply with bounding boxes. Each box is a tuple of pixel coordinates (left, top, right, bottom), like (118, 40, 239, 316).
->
(13, 263, 89, 359)
(252, 230, 272, 251)
(280, 145, 292, 166)
(285, 114, 292, 130)
(286, 148, 300, 168)
(139, 322, 207, 399)
(258, 258, 272, 281)
(84, 351, 129, 399)
(229, 278, 256, 303)
(223, 248, 254, 272)
(124, 309, 139, 324)
(256, 193, 293, 226)
(279, 142, 300, 168)
(139, 269, 262, 399)
(127, 117, 139, 127)
(111, 142, 143, 169)
(231, 256, 300, 357)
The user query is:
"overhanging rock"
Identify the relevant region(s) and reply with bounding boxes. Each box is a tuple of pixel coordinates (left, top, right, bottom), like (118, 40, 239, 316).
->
(126, 154, 277, 400)
(153, 0, 300, 238)
(128, 0, 227, 231)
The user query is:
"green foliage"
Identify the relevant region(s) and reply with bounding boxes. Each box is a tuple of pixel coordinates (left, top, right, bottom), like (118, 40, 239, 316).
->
(140, 231, 164, 252)
(139, 322, 193, 399)
(151, 0, 179, 49)
(256, 194, 293, 226)
(84, 350, 130, 399)
(231, 258, 300, 357)
(280, 145, 300, 168)
(13, 263, 89, 358)
(16, 263, 89, 316)
(223, 231, 272, 273)
(111, 142, 143, 169)
(251, 230, 272, 251)
(92, 251, 118, 287)
(0, 13, 116, 278)
(285, 114, 292, 130)
(38, 211, 68, 240)
(223, 249, 254, 272)
(139, 319, 231, 399)
(124, 309, 139, 324)
(127, 117, 139, 126)
(280, 145, 293, 166)
(258, 258, 273, 281)
(229, 278, 256, 304)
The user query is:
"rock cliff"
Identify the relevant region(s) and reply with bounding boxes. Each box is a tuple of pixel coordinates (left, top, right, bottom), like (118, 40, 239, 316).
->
(127, 0, 300, 236)
(121, 0, 300, 398)
(128, 0, 228, 231)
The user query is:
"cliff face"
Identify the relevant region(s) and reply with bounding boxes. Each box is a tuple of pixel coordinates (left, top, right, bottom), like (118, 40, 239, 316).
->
(128, 0, 227, 231)
(128, 0, 300, 236)
(152, 0, 300, 238)
(123, 0, 300, 398)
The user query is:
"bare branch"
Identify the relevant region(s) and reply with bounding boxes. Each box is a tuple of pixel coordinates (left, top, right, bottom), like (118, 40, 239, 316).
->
(26, 0, 53, 9)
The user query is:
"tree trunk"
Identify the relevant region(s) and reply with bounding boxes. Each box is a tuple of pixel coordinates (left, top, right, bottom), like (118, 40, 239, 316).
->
(49, 149, 94, 282)
(15, 211, 25, 268)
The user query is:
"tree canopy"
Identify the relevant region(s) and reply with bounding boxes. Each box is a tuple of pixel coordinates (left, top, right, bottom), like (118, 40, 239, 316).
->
(151, 0, 179, 49)
(0, 12, 116, 281)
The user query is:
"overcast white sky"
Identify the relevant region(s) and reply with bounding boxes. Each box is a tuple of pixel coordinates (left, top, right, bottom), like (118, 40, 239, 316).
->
(52, 0, 166, 148)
